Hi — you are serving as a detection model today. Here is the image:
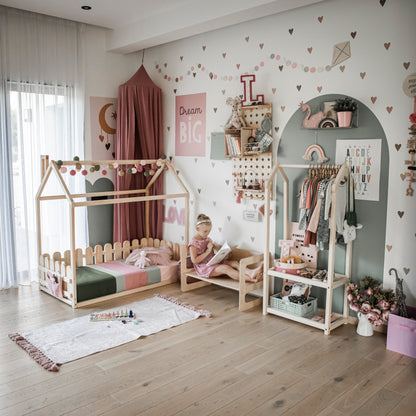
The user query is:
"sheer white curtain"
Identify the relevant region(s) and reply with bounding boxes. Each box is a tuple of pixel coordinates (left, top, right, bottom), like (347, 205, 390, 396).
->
(0, 7, 88, 289)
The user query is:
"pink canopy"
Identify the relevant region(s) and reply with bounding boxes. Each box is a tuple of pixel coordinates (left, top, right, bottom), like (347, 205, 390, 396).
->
(113, 65, 163, 243)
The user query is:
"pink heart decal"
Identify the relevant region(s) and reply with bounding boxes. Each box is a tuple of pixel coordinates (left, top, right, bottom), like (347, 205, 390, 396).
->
(317, 86, 322, 93)
(245, 36, 249, 42)
(180, 56, 183, 61)
(403, 62, 410, 70)
(236, 64, 240, 69)
(281, 106, 285, 112)
(395, 144, 401, 151)
(197, 188, 201, 194)
(222, 53, 226, 58)
(340, 65, 345, 72)
(222, 89, 226, 95)
(397, 211, 404, 218)
(386, 106, 393, 114)
(289, 28, 294, 35)
(351, 31, 357, 39)
(250, 236, 255, 242)
(384, 42, 391, 50)
(218, 227, 222, 232)
(272, 88, 276, 94)
(227, 216, 231, 221)
(213, 201, 216, 206)
(400, 173, 406, 181)
(371, 96, 377, 104)
(307, 47, 312, 54)
(360, 72, 366, 79)
(202, 46, 206, 51)
(318, 16, 323, 23)
(403, 267, 410, 275)
(386, 245, 392, 252)
(259, 43, 264, 49)
(99, 135, 104, 142)
(296, 85, 302, 91)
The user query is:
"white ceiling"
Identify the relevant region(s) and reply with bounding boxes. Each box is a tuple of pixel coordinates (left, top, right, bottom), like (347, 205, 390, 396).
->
(0, 0, 326, 53)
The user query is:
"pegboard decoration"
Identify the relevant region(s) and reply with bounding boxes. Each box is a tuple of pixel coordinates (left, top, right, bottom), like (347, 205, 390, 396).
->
(241, 103, 273, 129)
(232, 153, 272, 200)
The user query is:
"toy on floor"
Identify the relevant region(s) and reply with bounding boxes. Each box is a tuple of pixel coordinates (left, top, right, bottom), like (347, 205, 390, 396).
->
(90, 309, 137, 322)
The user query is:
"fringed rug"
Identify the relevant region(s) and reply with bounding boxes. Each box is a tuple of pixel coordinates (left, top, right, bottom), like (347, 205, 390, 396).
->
(8, 294, 211, 372)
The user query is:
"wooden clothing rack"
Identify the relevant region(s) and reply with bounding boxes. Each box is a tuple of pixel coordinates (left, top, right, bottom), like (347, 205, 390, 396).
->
(263, 162, 352, 335)
(36, 156, 190, 307)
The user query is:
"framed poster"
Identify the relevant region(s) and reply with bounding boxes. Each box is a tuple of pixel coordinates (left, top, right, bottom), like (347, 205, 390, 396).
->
(89, 97, 117, 160)
(175, 93, 206, 156)
(335, 139, 382, 201)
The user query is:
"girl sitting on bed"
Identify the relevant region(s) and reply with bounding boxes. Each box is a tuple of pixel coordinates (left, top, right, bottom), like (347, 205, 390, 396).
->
(188, 213, 262, 282)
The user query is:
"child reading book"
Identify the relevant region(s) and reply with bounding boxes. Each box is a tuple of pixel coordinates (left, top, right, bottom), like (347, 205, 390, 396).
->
(188, 213, 262, 282)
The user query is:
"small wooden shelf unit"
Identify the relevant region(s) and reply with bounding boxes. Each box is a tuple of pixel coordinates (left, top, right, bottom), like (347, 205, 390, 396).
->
(263, 162, 352, 335)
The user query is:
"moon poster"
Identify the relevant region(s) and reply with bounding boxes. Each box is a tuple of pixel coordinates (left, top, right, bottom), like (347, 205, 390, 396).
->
(335, 139, 382, 201)
(89, 97, 117, 160)
(175, 93, 206, 156)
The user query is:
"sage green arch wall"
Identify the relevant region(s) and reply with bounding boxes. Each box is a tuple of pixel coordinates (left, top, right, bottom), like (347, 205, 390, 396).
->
(275, 94, 389, 312)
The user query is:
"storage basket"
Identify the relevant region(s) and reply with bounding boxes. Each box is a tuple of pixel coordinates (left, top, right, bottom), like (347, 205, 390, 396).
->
(270, 293, 317, 317)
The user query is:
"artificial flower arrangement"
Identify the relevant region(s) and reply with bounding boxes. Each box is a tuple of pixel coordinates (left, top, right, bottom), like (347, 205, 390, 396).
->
(347, 276, 397, 326)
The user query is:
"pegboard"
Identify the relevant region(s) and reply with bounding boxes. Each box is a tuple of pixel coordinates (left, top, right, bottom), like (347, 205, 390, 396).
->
(233, 153, 272, 200)
(241, 104, 273, 129)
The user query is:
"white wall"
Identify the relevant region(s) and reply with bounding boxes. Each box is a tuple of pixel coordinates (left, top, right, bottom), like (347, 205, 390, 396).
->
(84, 0, 416, 305)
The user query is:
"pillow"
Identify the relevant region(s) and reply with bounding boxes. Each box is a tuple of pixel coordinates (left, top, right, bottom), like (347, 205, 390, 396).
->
(47, 272, 63, 298)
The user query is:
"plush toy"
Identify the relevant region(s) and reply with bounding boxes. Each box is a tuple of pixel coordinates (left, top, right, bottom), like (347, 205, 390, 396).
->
(134, 250, 151, 268)
(342, 219, 363, 244)
(224, 96, 246, 130)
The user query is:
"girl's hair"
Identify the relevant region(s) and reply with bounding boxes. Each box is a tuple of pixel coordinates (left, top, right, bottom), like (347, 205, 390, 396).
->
(196, 213, 211, 227)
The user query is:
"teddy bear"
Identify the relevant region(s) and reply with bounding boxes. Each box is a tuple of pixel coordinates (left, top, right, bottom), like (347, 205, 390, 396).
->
(224, 96, 246, 130)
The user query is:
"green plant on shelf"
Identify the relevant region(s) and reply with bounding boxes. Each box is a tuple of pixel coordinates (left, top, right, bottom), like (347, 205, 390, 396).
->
(333, 97, 357, 112)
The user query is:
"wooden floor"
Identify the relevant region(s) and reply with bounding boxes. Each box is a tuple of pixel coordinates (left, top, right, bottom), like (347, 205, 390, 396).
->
(1, 283, 415, 416)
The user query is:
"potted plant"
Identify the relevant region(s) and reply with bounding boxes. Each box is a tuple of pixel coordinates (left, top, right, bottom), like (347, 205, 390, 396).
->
(333, 96, 357, 127)
(347, 276, 396, 336)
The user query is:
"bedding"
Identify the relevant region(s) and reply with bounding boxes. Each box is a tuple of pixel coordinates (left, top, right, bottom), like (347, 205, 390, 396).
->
(76, 260, 179, 302)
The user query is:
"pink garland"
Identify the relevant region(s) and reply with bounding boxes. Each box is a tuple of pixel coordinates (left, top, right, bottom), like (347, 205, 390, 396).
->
(155, 294, 212, 318)
(8, 333, 59, 372)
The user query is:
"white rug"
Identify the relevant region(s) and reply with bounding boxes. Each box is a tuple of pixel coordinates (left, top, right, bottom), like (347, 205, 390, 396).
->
(9, 294, 211, 371)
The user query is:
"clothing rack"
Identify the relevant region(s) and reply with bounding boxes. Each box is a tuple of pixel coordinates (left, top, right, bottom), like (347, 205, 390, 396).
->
(263, 162, 352, 335)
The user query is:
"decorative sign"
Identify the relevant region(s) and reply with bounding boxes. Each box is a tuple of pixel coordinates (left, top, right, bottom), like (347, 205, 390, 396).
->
(89, 97, 117, 160)
(402, 73, 416, 97)
(335, 139, 382, 201)
(240, 74, 264, 107)
(175, 93, 206, 156)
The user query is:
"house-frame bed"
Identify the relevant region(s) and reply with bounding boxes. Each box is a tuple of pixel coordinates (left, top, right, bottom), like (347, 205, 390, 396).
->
(36, 156, 189, 308)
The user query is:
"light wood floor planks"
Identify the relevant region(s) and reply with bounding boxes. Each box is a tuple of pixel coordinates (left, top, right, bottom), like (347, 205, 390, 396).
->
(1, 283, 415, 416)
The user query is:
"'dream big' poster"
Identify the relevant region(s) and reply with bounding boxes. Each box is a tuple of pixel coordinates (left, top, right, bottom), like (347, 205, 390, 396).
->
(335, 139, 382, 201)
(175, 93, 206, 156)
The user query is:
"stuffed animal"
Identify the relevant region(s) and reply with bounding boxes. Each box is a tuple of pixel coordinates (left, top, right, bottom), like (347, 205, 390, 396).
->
(224, 96, 246, 129)
(134, 250, 151, 268)
(342, 220, 363, 244)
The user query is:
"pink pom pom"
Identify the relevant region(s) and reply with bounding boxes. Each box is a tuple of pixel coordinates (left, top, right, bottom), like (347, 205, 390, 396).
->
(101, 170, 107, 175)
(81, 169, 88, 176)
(70, 169, 76, 176)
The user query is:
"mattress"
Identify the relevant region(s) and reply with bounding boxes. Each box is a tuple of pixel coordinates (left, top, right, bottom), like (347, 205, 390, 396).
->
(76, 260, 178, 302)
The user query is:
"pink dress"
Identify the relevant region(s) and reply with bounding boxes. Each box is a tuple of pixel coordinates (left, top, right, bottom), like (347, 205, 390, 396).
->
(188, 237, 222, 278)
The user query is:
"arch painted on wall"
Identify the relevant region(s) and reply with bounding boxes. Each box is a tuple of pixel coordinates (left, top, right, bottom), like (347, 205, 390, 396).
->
(275, 94, 390, 312)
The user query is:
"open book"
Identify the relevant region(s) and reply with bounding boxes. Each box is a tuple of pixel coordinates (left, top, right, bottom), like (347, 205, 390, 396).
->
(207, 241, 231, 266)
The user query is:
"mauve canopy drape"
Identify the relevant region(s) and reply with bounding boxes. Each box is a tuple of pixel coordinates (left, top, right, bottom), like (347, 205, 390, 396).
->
(113, 65, 163, 243)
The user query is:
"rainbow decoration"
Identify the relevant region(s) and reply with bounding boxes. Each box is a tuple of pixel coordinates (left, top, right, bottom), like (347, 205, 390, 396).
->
(302, 144, 328, 164)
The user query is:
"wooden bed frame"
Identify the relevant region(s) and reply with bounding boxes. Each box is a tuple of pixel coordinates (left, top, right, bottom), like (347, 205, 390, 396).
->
(36, 156, 189, 308)
(180, 245, 263, 312)
(39, 237, 180, 308)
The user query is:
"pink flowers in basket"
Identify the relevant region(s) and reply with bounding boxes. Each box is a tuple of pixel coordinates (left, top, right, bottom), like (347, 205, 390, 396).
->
(347, 276, 397, 327)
